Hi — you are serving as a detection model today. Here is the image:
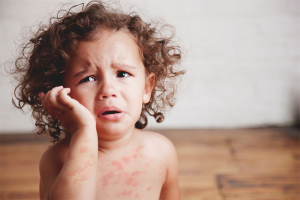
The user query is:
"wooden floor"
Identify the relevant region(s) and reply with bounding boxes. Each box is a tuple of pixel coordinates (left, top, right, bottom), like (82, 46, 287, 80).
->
(0, 128, 299, 200)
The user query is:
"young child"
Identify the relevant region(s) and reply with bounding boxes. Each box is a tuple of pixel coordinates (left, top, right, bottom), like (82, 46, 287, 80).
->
(12, 1, 184, 199)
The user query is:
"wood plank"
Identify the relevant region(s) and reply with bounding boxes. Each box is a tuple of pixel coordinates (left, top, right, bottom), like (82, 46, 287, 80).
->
(217, 174, 300, 200)
(179, 175, 222, 200)
(1, 192, 39, 200)
(225, 129, 300, 173)
(0, 141, 48, 200)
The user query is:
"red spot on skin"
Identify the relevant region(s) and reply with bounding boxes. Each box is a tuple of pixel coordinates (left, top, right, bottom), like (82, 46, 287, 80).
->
(112, 160, 124, 170)
(147, 187, 152, 191)
(122, 191, 133, 197)
(79, 173, 89, 181)
(67, 158, 95, 177)
(73, 172, 90, 185)
(66, 166, 85, 177)
(122, 156, 130, 164)
(124, 172, 129, 177)
(135, 193, 140, 198)
(132, 171, 141, 176)
(102, 178, 109, 187)
(108, 171, 114, 178)
(80, 146, 88, 153)
(84, 160, 91, 167)
(125, 177, 139, 187)
(118, 173, 122, 180)
(136, 145, 144, 152)
(133, 154, 137, 158)
(100, 171, 114, 187)
(128, 190, 132, 196)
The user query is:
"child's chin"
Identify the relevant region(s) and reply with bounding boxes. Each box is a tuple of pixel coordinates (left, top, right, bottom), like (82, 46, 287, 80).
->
(96, 122, 132, 138)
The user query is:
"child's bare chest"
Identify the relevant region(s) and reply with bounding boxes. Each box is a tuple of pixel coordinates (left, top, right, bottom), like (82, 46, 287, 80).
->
(95, 145, 166, 199)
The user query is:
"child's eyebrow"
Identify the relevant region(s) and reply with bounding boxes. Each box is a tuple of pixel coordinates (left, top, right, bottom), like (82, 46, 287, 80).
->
(113, 63, 137, 71)
(73, 65, 91, 78)
(72, 63, 137, 78)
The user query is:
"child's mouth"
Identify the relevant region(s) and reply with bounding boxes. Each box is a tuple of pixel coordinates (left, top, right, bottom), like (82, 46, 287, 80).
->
(98, 107, 125, 120)
(101, 111, 121, 115)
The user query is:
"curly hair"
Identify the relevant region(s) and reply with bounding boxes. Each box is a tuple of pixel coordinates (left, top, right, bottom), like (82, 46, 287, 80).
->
(12, 0, 185, 143)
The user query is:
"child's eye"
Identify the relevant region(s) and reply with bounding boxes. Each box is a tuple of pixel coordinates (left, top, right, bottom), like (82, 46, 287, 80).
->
(117, 71, 131, 78)
(79, 76, 96, 84)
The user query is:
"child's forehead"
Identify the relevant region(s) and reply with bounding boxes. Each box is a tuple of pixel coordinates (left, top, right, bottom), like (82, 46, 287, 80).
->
(66, 28, 144, 70)
(71, 28, 140, 56)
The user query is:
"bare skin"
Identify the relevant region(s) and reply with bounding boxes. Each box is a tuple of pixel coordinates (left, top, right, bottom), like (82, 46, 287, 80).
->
(38, 29, 181, 200)
(39, 129, 180, 200)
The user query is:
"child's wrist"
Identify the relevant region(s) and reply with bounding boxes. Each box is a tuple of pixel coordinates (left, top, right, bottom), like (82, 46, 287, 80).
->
(70, 124, 97, 135)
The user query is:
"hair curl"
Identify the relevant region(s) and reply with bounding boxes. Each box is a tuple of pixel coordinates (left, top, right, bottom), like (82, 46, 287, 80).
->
(12, 0, 185, 143)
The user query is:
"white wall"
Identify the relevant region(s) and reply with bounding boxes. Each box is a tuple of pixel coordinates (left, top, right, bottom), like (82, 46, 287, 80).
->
(0, 0, 299, 133)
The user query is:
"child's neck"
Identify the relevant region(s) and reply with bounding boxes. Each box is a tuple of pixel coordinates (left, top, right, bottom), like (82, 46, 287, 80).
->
(96, 127, 137, 153)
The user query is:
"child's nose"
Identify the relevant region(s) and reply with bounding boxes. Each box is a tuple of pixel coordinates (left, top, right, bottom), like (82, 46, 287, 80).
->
(98, 79, 117, 100)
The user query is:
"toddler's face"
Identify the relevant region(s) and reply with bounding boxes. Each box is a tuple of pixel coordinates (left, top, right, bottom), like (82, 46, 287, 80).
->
(63, 29, 154, 138)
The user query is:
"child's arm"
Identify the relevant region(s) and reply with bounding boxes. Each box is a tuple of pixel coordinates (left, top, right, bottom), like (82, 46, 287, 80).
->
(159, 140, 181, 200)
(39, 86, 98, 200)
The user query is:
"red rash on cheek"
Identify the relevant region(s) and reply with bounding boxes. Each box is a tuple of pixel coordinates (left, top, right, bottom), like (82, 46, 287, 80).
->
(80, 146, 88, 153)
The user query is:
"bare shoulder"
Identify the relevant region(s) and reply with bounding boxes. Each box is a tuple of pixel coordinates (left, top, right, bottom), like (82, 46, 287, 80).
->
(138, 129, 177, 159)
(39, 136, 70, 199)
(137, 130, 181, 199)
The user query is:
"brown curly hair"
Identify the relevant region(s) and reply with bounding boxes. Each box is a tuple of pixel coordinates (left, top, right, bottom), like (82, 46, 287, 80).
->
(12, 0, 185, 143)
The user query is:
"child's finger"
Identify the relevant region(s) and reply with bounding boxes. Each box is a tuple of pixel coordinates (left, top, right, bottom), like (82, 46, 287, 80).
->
(41, 86, 64, 111)
(38, 92, 46, 102)
(57, 88, 73, 108)
(48, 86, 64, 103)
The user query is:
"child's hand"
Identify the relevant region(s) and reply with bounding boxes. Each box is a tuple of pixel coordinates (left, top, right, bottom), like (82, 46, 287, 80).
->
(38, 86, 96, 134)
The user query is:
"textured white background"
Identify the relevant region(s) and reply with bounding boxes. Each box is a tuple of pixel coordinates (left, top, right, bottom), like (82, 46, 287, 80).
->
(0, 0, 299, 133)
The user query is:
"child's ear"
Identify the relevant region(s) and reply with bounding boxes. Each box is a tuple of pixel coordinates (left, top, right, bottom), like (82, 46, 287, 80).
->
(143, 72, 155, 104)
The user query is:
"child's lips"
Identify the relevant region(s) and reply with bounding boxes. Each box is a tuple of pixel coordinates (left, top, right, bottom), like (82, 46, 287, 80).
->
(98, 106, 125, 120)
